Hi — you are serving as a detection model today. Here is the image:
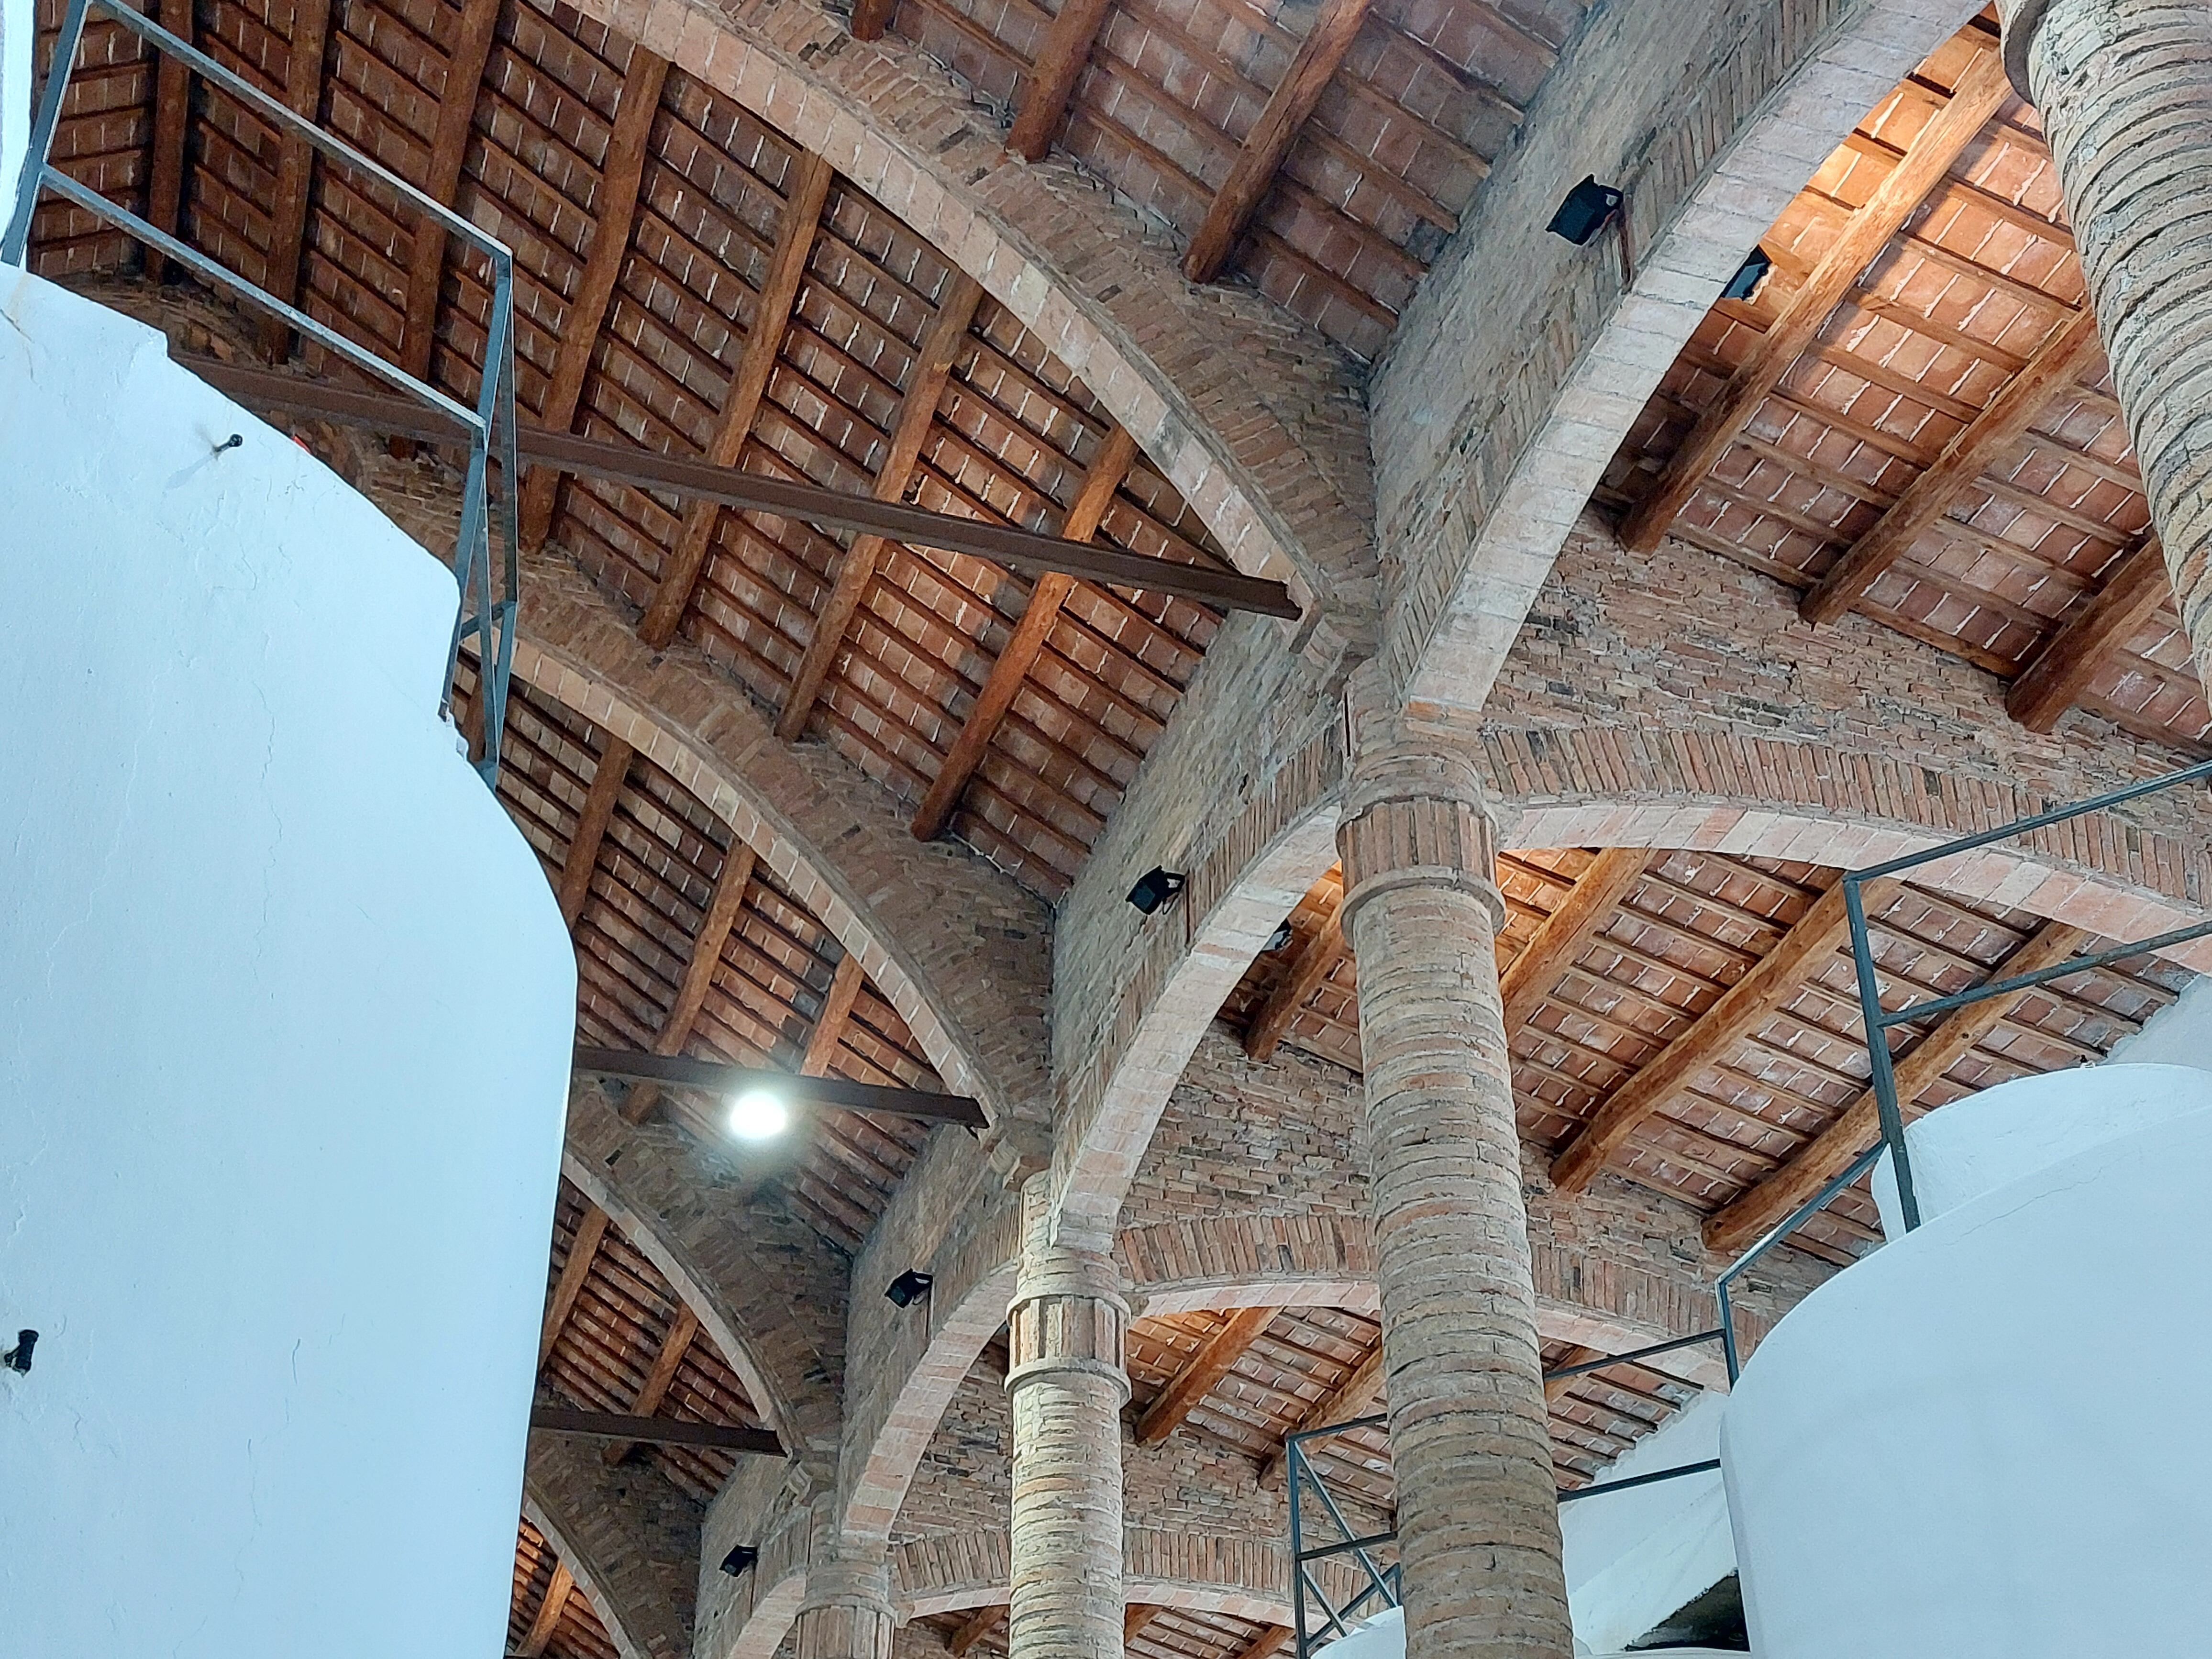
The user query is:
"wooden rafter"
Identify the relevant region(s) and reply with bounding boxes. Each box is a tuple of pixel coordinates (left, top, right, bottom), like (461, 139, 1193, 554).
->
(1124, 1604, 1161, 1644)
(516, 1559, 575, 1658)
(638, 155, 835, 650)
(618, 841, 757, 1125)
(144, 0, 193, 277)
(398, 0, 504, 381)
(601, 1304, 700, 1464)
(531, 1405, 781, 1454)
(556, 736, 634, 928)
(1499, 848, 1648, 1032)
(575, 1046, 987, 1127)
(1800, 306, 2105, 624)
(911, 424, 1140, 841)
(1542, 1345, 1605, 1405)
(256, 0, 335, 358)
(801, 952, 868, 1078)
(948, 1604, 1006, 1657)
(1618, 48, 2013, 554)
(519, 45, 671, 545)
(1135, 1305, 1279, 1444)
(1702, 919, 2090, 1253)
(1006, 0, 1116, 161)
(1228, 1627, 1292, 1659)
(540, 1204, 611, 1368)
(1244, 889, 1346, 1063)
(1262, 1342, 1381, 1483)
(1548, 877, 1872, 1195)
(2007, 534, 2170, 731)
(776, 273, 986, 741)
(1183, 0, 1371, 284)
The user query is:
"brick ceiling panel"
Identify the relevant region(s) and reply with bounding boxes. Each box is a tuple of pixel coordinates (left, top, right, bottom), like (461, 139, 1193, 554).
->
(512, 1519, 623, 1659)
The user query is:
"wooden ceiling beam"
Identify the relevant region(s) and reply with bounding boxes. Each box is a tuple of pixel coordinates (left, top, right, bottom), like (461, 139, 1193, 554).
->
(776, 274, 985, 741)
(530, 1404, 783, 1454)
(1500, 848, 1648, 1032)
(1135, 1305, 1279, 1445)
(800, 952, 868, 1078)
(1542, 1345, 1606, 1405)
(519, 46, 670, 546)
(640, 153, 835, 648)
(256, 0, 335, 360)
(1124, 1604, 1161, 1645)
(555, 735, 634, 928)
(539, 1203, 610, 1369)
(1007, 0, 1116, 161)
(398, 0, 505, 381)
(1182, 0, 1371, 284)
(1800, 306, 2105, 625)
(1262, 1342, 1382, 1483)
(1617, 48, 2013, 554)
(184, 358, 1301, 616)
(515, 1559, 574, 1659)
(619, 841, 757, 1125)
(1702, 919, 2090, 1254)
(1244, 888, 1347, 1064)
(600, 1304, 700, 1464)
(948, 1604, 1006, 1657)
(1548, 876, 1874, 1195)
(2006, 534, 2170, 732)
(911, 423, 1139, 841)
(143, 0, 193, 279)
(574, 1045, 989, 1128)
(1228, 1626, 1292, 1659)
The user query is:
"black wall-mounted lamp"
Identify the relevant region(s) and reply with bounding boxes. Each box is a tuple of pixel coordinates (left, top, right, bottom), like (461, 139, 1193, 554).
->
(1263, 918, 1294, 953)
(885, 1270, 934, 1307)
(1547, 176, 1624, 246)
(2, 1330, 35, 1374)
(1126, 867, 1186, 915)
(1722, 245, 1772, 302)
(719, 1544, 760, 1577)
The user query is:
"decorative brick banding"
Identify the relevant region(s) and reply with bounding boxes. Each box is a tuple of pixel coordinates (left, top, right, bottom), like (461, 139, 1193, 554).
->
(1337, 739, 1571, 1659)
(1006, 1175, 1130, 1659)
(2000, 0, 2212, 689)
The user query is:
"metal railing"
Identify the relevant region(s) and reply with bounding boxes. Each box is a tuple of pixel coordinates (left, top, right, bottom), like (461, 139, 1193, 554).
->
(1843, 754, 2212, 1234)
(4, 0, 521, 786)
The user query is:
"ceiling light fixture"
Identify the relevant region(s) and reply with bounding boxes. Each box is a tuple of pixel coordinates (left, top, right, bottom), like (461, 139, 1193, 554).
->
(1126, 867, 1186, 915)
(727, 1087, 791, 1142)
(1263, 919, 1294, 953)
(1722, 245, 1772, 302)
(885, 1270, 934, 1307)
(1547, 176, 1624, 246)
(719, 1544, 760, 1577)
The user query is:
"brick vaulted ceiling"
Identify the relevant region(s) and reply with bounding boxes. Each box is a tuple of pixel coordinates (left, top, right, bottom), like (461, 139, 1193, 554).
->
(28, 0, 1237, 903)
(1599, 14, 2210, 758)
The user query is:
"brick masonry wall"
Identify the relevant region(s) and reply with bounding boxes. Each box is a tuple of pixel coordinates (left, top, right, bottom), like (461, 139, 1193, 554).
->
(1371, 0, 1983, 715)
(528, 1433, 705, 1659)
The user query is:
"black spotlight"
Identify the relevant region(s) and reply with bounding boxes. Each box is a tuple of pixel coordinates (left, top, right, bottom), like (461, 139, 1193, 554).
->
(1547, 176, 1623, 246)
(719, 1544, 760, 1577)
(885, 1270, 934, 1307)
(1, 1330, 34, 1374)
(1126, 867, 1187, 915)
(1722, 245, 1772, 302)
(1263, 919, 1294, 953)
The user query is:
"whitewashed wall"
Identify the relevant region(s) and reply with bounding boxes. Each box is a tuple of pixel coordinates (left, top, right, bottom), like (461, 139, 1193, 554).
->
(0, 272, 575, 1655)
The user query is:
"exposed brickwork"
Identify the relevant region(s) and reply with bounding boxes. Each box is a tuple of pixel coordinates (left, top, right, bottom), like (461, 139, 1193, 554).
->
(2002, 0, 2212, 688)
(555, 0, 1378, 630)
(1372, 0, 1984, 715)
(526, 1435, 704, 1659)
(1006, 1173, 1130, 1659)
(794, 1557, 900, 1659)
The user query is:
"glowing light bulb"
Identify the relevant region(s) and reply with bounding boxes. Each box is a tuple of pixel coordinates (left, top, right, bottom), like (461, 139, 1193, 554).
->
(728, 1087, 790, 1142)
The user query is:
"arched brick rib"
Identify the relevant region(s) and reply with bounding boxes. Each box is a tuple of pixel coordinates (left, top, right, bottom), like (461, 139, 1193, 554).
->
(525, 1437, 701, 1659)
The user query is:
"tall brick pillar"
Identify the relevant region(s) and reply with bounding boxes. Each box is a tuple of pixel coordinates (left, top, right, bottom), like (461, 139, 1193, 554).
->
(1337, 729, 1571, 1659)
(1999, 0, 2212, 680)
(793, 1556, 898, 1659)
(1005, 1172, 1128, 1659)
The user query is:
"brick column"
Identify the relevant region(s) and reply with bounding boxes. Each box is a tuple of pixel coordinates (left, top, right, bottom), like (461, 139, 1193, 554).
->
(1337, 735, 1571, 1659)
(2000, 0, 2212, 681)
(793, 1556, 898, 1659)
(1005, 1172, 1128, 1659)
